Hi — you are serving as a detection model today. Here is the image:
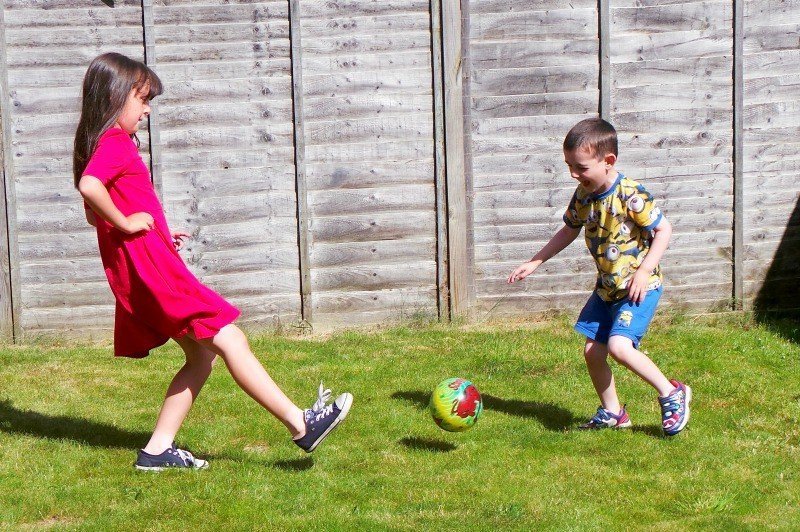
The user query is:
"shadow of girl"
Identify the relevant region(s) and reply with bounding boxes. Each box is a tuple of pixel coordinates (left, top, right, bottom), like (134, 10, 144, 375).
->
(0, 398, 150, 449)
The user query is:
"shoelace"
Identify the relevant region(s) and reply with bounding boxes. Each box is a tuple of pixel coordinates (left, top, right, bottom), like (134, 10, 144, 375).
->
(304, 382, 333, 422)
(312, 382, 332, 412)
(174, 447, 194, 465)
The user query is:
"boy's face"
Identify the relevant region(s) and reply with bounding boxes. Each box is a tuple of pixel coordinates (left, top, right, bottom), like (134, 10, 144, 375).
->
(564, 145, 617, 195)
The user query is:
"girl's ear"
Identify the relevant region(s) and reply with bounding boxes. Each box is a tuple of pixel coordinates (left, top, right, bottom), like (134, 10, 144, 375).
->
(604, 153, 617, 168)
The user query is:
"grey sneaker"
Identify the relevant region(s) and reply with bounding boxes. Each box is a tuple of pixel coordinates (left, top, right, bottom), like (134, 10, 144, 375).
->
(135, 445, 209, 471)
(293, 382, 353, 453)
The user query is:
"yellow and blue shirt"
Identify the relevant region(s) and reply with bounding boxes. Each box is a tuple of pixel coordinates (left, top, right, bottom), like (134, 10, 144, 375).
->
(563, 173, 664, 302)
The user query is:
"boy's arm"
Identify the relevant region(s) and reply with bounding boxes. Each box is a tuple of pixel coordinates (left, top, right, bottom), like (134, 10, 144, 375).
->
(507, 224, 581, 283)
(78, 175, 154, 234)
(627, 216, 672, 303)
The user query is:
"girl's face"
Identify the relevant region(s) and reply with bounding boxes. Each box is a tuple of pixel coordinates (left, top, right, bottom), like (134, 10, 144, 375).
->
(115, 83, 151, 134)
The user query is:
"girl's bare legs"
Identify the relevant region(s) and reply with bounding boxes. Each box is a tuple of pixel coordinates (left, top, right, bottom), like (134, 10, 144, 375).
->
(607, 335, 674, 397)
(583, 338, 622, 413)
(142, 335, 217, 455)
(190, 324, 306, 438)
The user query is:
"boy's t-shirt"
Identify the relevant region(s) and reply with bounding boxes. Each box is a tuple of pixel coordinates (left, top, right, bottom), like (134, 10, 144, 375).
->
(563, 173, 663, 302)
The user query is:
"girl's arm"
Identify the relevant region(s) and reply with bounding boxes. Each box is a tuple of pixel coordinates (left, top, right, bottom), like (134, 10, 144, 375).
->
(627, 216, 672, 303)
(85, 207, 97, 227)
(507, 224, 582, 283)
(78, 175, 154, 234)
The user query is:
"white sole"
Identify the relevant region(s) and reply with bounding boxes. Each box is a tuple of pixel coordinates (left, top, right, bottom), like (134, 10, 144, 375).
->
(134, 461, 209, 472)
(305, 393, 353, 453)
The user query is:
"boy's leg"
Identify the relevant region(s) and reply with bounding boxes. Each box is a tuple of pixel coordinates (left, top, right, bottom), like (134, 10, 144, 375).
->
(605, 287, 674, 396)
(606, 335, 673, 396)
(583, 338, 622, 414)
(142, 335, 217, 455)
(190, 324, 306, 437)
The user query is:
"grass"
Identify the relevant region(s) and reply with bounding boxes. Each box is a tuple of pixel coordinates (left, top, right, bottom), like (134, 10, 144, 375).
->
(0, 313, 798, 530)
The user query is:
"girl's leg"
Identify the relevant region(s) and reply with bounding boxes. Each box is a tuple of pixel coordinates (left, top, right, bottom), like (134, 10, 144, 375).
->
(584, 338, 622, 413)
(189, 324, 306, 437)
(142, 335, 217, 455)
(606, 335, 674, 397)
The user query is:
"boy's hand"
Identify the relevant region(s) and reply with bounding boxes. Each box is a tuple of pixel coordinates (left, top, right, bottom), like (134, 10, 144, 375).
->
(627, 269, 650, 303)
(507, 261, 539, 284)
(172, 231, 191, 250)
(123, 212, 155, 234)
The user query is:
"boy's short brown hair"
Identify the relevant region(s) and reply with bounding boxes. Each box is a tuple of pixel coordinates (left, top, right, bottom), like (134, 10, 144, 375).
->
(563, 118, 618, 159)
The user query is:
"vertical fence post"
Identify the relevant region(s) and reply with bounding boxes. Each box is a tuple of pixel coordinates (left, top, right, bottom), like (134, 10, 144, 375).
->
(0, 4, 19, 341)
(430, 0, 449, 320)
(598, 0, 611, 120)
(441, 0, 474, 319)
(141, 0, 163, 199)
(288, 0, 312, 325)
(732, 0, 744, 309)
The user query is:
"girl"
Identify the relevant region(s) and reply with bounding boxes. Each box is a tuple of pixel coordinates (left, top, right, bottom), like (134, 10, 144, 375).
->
(74, 52, 352, 470)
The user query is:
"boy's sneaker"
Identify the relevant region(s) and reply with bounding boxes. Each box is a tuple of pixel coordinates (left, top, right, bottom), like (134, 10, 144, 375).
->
(578, 405, 632, 430)
(293, 382, 353, 453)
(134, 445, 209, 471)
(660, 379, 692, 436)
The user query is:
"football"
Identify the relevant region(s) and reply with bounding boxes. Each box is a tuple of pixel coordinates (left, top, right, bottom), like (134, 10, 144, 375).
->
(429, 378, 483, 432)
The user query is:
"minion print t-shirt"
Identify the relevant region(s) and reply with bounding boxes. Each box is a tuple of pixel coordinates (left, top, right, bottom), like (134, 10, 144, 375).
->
(563, 173, 663, 302)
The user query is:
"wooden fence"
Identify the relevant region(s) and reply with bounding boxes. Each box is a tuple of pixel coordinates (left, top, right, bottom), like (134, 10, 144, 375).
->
(0, 0, 797, 340)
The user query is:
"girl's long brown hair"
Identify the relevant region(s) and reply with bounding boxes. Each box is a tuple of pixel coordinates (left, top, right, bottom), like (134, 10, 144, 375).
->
(72, 52, 163, 188)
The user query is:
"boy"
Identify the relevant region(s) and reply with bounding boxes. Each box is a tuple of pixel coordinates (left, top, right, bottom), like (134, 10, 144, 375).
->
(507, 118, 691, 436)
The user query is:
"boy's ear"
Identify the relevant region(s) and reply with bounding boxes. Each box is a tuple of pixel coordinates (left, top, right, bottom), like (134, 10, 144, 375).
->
(603, 153, 617, 168)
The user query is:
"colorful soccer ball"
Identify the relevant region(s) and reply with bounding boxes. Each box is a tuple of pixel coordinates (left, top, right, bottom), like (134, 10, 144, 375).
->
(429, 378, 483, 432)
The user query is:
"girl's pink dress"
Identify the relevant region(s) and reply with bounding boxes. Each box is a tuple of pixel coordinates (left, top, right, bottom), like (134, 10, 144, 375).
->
(83, 127, 240, 358)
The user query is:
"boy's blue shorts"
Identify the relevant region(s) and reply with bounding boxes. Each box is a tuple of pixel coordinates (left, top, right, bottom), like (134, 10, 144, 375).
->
(574, 286, 663, 348)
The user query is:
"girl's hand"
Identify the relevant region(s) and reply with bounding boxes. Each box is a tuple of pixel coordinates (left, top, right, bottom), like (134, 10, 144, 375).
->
(627, 268, 650, 304)
(507, 261, 539, 284)
(172, 231, 191, 250)
(123, 212, 154, 234)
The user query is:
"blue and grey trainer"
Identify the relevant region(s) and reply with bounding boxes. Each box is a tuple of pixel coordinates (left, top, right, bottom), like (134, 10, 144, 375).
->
(293, 382, 353, 453)
(578, 405, 632, 430)
(135, 445, 209, 471)
(660, 379, 692, 436)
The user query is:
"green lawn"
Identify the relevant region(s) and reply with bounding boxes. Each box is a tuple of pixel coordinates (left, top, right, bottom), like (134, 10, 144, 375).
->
(0, 314, 798, 530)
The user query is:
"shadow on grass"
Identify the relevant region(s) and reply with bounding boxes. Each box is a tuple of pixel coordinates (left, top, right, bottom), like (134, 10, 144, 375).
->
(391, 390, 577, 431)
(271, 456, 314, 471)
(0, 398, 150, 449)
(399, 436, 456, 453)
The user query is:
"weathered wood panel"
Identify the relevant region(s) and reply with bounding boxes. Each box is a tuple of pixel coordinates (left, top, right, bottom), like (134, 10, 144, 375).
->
(742, 0, 800, 313)
(468, 2, 600, 315)
(3, 0, 147, 337)
(151, 0, 301, 329)
(0, 6, 19, 337)
(299, 0, 438, 327)
(610, 0, 734, 309)
(2, 1, 800, 341)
